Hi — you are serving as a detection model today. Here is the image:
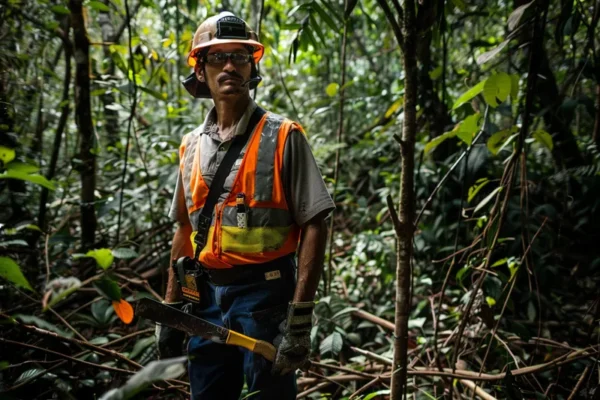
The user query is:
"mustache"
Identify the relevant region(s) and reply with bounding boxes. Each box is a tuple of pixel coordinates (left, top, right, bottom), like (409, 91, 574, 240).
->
(218, 72, 243, 83)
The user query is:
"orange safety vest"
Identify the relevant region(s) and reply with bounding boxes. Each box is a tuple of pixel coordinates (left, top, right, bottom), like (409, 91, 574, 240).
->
(179, 112, 302, 269)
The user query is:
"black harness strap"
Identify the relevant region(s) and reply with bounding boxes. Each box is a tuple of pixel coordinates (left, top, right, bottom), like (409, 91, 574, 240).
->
(193, 106, 266, 259)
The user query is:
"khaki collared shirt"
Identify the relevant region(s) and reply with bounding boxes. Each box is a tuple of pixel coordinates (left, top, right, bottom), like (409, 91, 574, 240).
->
(170, 99, 334, 227)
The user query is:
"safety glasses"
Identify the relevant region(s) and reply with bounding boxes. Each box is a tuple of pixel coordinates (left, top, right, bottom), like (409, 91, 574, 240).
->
(204, 52, 253, 65)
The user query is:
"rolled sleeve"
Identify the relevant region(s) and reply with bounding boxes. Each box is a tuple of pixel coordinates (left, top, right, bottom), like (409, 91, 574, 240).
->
(282, 129, 335, 227)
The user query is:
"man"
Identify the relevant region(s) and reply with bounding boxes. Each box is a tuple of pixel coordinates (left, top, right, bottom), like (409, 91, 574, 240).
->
(156, 12, 335, 400)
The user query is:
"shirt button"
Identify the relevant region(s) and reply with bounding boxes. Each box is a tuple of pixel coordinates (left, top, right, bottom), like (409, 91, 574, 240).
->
(219, 146, 225, 151)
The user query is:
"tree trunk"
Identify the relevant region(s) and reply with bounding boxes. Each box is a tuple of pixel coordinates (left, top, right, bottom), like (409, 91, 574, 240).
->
(390, 0, 417, 398)
(69, 0, 97, 251)
(38, 26, 72, 233)
(98, 1, 120, 147)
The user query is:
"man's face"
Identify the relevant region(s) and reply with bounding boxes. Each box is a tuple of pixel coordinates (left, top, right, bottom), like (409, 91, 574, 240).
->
(196, 43, 253, 99)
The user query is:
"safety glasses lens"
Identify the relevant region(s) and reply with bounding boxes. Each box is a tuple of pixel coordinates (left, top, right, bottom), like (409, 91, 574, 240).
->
(205, 53, 252, 65)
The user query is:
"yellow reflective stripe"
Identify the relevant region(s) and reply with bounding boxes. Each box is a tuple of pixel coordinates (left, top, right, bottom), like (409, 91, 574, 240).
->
(190, 227, 216, 257)
(220, 226, 291, 253)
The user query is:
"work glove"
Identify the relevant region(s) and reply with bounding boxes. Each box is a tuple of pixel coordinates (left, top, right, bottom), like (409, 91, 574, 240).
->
(271, 301, 315, 375)
(155, 301, 187, 359)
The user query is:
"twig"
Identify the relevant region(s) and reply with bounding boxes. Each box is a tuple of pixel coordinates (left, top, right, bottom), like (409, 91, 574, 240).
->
(44, 233, 50, 287)
(352, 309, 395, 331)
(296, 381, 331, 398)
(567, 365, 590, 400)
(0, 338, 134, 375)
(349, 375, 382, 399)
(47, 307, 87, 342)
(310, 361, 377, 379)
(460, 379, 497, 400)
(415, 105, 490, 228)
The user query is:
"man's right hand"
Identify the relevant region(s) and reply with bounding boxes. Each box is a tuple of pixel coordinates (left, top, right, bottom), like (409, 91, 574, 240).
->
(155, 302, 186, 359)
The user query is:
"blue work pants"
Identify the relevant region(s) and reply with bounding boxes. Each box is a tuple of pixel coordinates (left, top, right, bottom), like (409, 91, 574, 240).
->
(187, 259, 297, 400)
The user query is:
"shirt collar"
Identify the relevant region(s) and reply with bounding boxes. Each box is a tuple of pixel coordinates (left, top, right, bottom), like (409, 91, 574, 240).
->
(201, 98, 258, 141)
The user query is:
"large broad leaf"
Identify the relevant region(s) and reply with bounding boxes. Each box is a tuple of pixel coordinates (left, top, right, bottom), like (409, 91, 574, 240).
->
(112, 248, 139, 259)
(0, 257, 34, 291)
(483, 72, 512, 107)
(0, 169, 55, 190)
(455, 113, 482, 146)
(99, 357, 187, 400)
(86, 248, 115, 270)
(532, 130, 554, 151)
(424, 130, 456, 155)
(476, 40, 509, 65)
(93, 276, 122, 302)
(14, 314, 72, 337)
(319, 332, 343, 356)
(452, 79, 486, 110)
(487, 127, 519, 155)
(508, 1, 534, 31)
(0, 146, 15, 164)
(325, 83, 339, 97)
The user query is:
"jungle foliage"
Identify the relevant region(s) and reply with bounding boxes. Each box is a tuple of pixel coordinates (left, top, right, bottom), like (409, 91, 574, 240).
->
(0, 0, 599, 398)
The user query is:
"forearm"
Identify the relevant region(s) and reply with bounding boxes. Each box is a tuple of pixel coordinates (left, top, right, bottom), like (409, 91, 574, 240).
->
(164, 222, 194, 303)
(293, 217, 328, 303)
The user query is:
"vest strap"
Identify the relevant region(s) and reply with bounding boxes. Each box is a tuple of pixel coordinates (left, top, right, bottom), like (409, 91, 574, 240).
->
(193, 106, 266, 259)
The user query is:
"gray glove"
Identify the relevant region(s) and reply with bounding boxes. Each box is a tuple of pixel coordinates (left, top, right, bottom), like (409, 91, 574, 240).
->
(271, 301, 314, 375)
(155, 302, 187, 359)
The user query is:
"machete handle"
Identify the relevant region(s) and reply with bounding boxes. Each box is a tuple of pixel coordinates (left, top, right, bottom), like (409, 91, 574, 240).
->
(226, 330, 276, 362)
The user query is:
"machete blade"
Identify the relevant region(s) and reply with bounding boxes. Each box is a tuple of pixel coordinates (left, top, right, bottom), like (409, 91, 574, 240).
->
(136, 298, 229, 343)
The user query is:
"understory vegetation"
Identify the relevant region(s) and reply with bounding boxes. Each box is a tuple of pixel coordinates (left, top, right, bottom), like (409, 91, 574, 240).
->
(1, 0, 599, 398)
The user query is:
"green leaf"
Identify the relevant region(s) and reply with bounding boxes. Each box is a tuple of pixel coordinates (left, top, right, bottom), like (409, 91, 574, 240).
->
(45, 277, 82, 309)
(483, 72, 512, 107)
(50, 5, 70, 14)
(325, 83, 339, 97)
(468, 178, 490, 203)
(385, 98, 403, 118)
(424, 130, 456, 155)
(485, 297, 496, 307)
(452, 79, 485, 110)
(0, 169, 55, 190)
(319, 332, 343, 356)
(14, 314, 72, 337)
(0, 146, 15, 164)
(508, 1, 534, 31)
(456, 113, 482, 146)
(86, 248, 115, 269)
(15, 368, 47, 385)
(312, 1, 339, 32)
(473, 186, 503, 215)
(0, 257, 34, 291)
(112, 248, 139, 259)
(139, 86, 167, 101)
(532, 130, 553, 151)
(130, 336, 155, 359)
(429, 66, 442, 80)
(99, 357, 187, 400)
(4, 162, 39, 173)
(487, 127, 518, 155)
(88, 0, 110, 11)
(364, 390, 391, 400)
(0, 361, 9, 371)
(510, 74, 520, 100)
(93, 276, 121, 301)
(476, 40, 509, 65)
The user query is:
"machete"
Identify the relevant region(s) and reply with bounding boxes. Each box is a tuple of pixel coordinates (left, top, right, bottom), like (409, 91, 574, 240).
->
(136, 298, 276, 362)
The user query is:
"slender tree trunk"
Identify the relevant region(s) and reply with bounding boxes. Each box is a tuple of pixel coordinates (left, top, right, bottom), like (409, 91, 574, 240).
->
(594, 85, 600, 149)
(69, 0, 97, 251)
(325, 1, 350, 295)
(98, 0, 120, 147)
(390, 0, 417, 398)
(38, 29, 72, 233)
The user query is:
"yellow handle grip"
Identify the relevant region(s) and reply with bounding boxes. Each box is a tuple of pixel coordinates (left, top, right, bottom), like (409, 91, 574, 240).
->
(226, 330, 276, 362)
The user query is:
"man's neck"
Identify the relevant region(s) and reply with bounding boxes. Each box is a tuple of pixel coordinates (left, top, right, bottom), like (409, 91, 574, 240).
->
(213, 96, 250, 137)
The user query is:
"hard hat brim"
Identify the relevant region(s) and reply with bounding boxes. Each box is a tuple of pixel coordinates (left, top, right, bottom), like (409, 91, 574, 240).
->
(187, 39, 264, 67)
